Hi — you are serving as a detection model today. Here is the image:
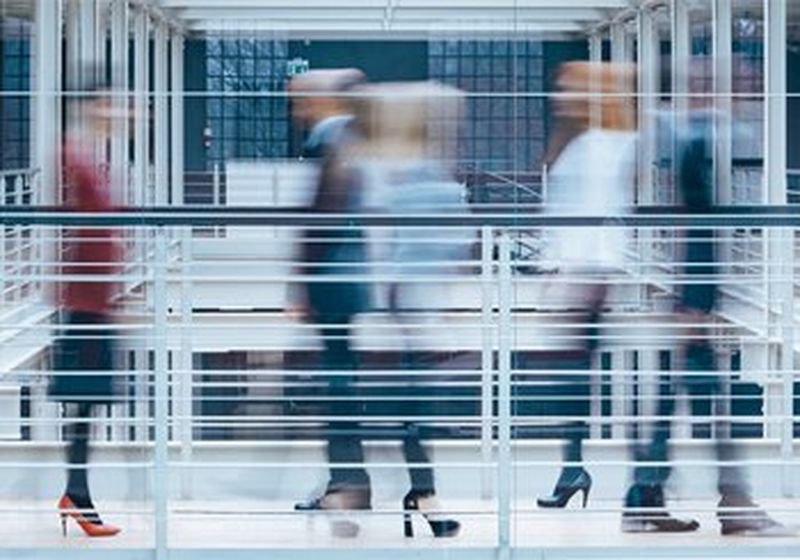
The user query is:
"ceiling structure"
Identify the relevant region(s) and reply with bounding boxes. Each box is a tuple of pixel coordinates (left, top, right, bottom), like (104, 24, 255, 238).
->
(153, 0, 636, 38)
(0, 1, 798, 41)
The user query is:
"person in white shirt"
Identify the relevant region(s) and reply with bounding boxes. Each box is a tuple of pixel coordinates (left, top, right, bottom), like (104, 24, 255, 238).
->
(537, 61, 637, 510)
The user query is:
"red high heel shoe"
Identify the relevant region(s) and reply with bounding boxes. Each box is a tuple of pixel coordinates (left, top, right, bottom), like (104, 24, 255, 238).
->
(58, 495, 121, 538)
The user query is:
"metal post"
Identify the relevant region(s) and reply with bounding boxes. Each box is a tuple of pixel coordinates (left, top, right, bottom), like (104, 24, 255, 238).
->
(638, 7, 657, 206)
(178, 228, 194, 499)
(134, 8, 149, 207)
(109, 4, 131, 441)
(153, 227, 170, 559)
(480, 226, 494, 500)
(170, 32, 185, 206)
(712, 0, 733, 205)
(33, 0, 60, 206)
(497, 233, 512, 555)
(64, 0, 80, 98)
(764, 0, 793, 495)
(154, 21, 169, 207)
(212, 163, 221, 206)
(765, 0, 788, 206)
(132, 8, 150, 442)
(610, 21, 627, 64)
(588, 32, 602, 129)
(589, 352, 602, 439)
(638, 350, 660, 442)
(671, 0, 690, 187)
(34, 0, 61, 310)
(610, 350, 630, 440)
(78, 0, 97, 141)
(110, 0, 129, 206)
(541, 163, 548, 202)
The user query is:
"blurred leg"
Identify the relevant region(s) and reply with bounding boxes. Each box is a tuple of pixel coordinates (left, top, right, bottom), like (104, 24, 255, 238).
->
(402, 423, 435, 496)
(64, 403, 100, 523)
(321, 321, 370, 494)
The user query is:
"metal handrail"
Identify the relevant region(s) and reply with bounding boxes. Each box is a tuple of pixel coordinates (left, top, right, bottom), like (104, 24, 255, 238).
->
(0, 168, 40, 179)
(1, 205, 800, 227)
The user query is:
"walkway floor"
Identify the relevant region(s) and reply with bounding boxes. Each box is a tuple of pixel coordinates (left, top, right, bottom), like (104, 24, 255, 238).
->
(1, 498, 798, 553)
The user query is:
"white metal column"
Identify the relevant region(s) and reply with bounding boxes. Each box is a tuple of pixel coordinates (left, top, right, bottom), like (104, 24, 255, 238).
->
(497, 233, 512, 558)
(588, 32, 604, 441)
(133, 7, 150, 442)
(33, 0, 60, 206)
(134, 8, 149, 207)
(64, 0, 80, 95)
(32, 0, 63, 443)
(178, 228, 194, 499)
(764, 0, 794, 495)
(712, 0, 733, 205)
(480, 226, 494, 499)
(78, 0, 97, 88)
(671, 0, 690, 196)
(154, 21, 170, 206)
(637, 7, 658, 206)
(153, 227, 170, 560)
(610, 21, 627, 64)
(110, 0, 130, 206)
(170, 32, 185, 206)
(588, 32, 603, 129)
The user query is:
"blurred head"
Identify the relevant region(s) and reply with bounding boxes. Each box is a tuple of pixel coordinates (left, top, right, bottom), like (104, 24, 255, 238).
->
(352, 81, 464, 162)
(288, 68, 365, 128)
(65, 65, 129, 136)
(554, 61, 636, 131)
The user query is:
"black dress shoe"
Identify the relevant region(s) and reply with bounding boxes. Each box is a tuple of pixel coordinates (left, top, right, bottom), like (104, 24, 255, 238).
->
(718, 497, 795, 537)
(296, 485, 372, 510)
(403, 490, 461, 538)
(622, 484, 699, 533)
(621, 510, 700, 533)
(295, 496, 323, 511)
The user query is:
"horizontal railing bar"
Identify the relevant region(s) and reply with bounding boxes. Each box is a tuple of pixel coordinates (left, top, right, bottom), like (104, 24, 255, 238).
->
(2, 206, 800, 226)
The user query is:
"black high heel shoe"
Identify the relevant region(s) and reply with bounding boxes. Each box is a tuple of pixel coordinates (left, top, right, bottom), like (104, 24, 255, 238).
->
(537, 468, 592, 509)
(402, 490, 461, 538)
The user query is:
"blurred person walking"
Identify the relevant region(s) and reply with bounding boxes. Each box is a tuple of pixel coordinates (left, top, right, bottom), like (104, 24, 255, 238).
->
(288, 69, 373, 534)
(537, 62, 637, 509)
(353, 82, 466, 538)
(620, 110, 792, 536)
(50, 79, 124, 538)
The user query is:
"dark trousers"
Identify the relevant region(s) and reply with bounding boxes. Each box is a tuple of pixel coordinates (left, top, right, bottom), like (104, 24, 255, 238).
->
(398, 351, 436, 496)
(64, 402, 97, 509)
(627, 342, 749, 504)
(389, 286, 436, 496)
(319, 317, 370, 489)
(558, 282, 607, 473)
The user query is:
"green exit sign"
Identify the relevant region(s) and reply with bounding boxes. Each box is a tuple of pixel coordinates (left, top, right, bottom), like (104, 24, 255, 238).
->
(286, 58, 310, 76)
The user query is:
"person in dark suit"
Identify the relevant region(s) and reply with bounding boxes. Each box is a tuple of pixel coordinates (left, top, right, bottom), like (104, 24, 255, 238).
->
(50, 83, 123, 538)
(621, 111, 791, 536)
(288, 70, 373, 532)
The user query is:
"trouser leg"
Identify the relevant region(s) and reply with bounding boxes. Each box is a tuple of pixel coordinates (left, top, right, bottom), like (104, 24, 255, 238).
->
(321, 322, 370, 489)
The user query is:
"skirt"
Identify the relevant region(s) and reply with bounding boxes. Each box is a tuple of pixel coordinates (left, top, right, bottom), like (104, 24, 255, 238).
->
(49, 310, 119, 405)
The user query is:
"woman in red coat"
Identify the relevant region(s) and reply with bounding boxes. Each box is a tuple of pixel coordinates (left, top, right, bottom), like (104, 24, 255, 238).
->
(50, 88, 122, 538)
